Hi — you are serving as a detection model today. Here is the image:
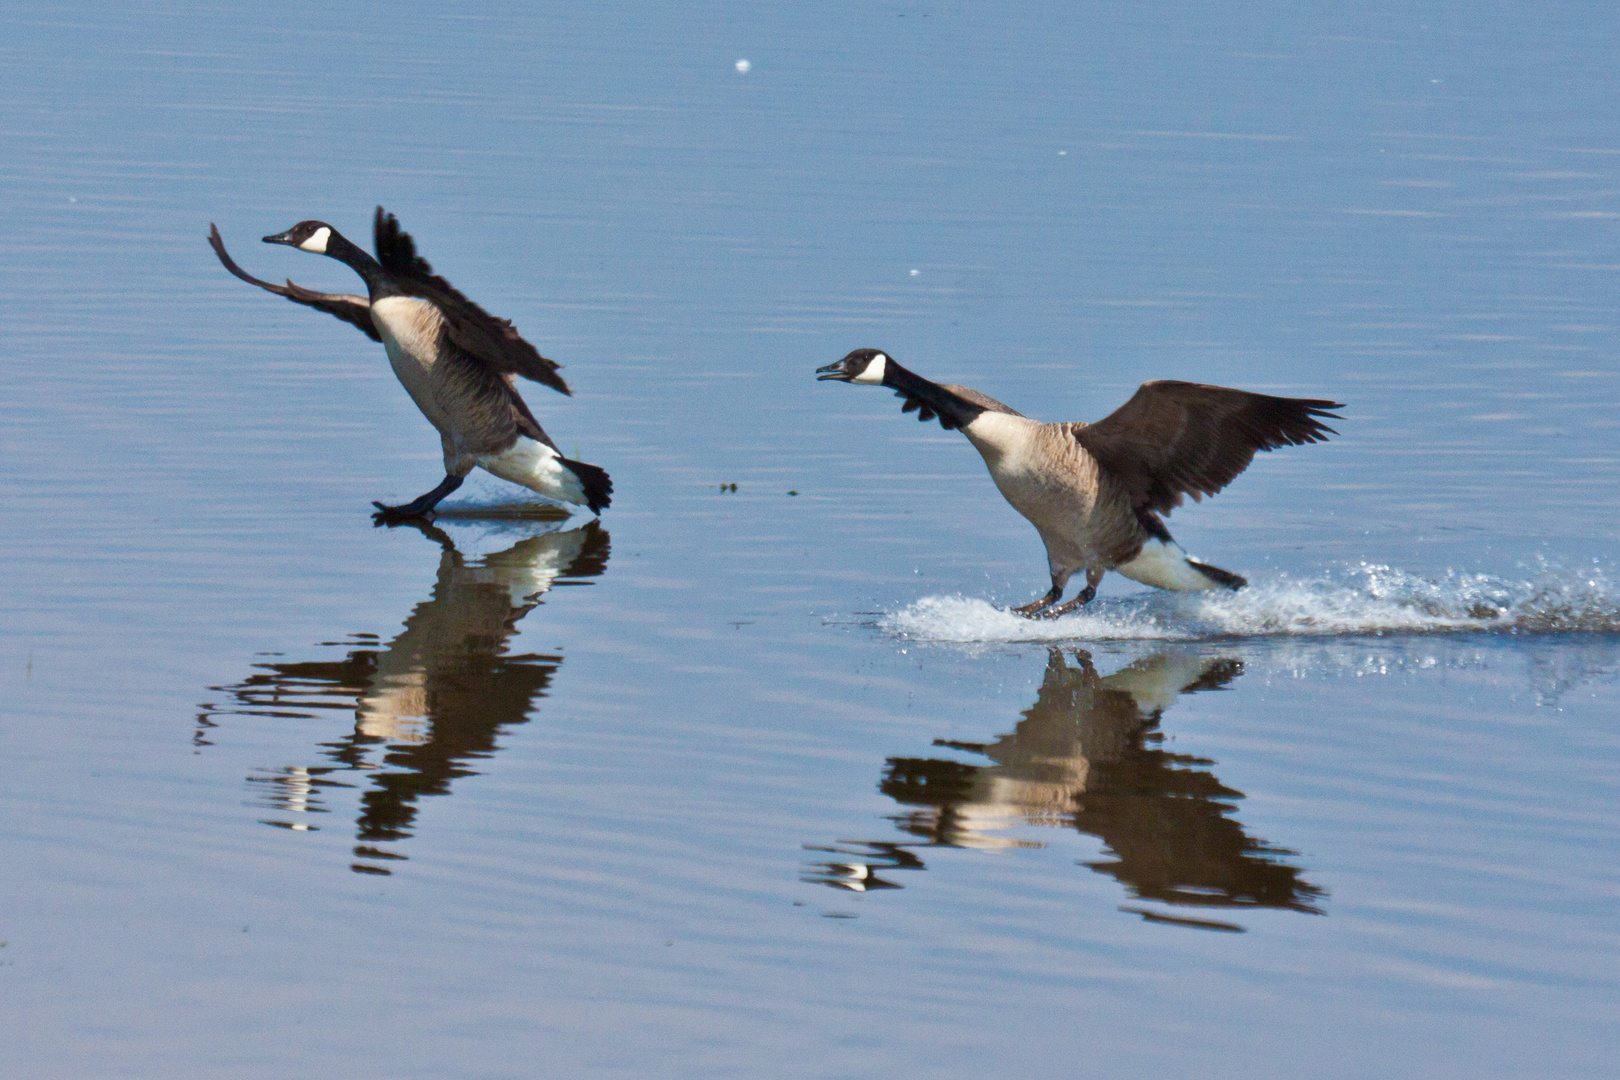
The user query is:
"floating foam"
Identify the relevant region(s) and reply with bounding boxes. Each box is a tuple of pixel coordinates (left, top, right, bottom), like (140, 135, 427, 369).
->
(882, 561, 1620, 643)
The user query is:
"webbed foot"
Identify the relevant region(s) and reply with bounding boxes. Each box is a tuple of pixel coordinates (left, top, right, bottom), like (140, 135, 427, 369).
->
(371, 500, 434, 525)
(370, 473, 465, 526)
(1011, 584, 1064, 619)
(1034, 583, 1097, 620)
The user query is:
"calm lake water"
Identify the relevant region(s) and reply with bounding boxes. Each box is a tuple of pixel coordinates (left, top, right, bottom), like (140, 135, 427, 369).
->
(3, 2, 1619, 1076)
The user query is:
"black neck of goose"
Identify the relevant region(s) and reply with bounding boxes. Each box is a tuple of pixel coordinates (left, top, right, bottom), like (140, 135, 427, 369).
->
(323, 231, 401, 299)
(883, 361, 986, 431)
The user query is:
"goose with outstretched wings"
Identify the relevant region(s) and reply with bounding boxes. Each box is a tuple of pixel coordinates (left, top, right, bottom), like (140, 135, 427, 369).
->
(817, 349, 1339, 618)
(209, 209, 608, 521)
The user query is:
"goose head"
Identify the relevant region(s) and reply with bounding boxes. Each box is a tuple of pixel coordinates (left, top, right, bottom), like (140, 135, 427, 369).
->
(816, 348, 890, 385)
(263, 220, 339, 254)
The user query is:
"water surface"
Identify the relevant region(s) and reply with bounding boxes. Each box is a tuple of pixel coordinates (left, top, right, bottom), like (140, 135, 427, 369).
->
(2, 2, 1619, 1077)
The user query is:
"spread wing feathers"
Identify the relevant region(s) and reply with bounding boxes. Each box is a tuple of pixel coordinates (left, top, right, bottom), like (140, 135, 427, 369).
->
(896, 383, 1025, 426)
(373, 207, 571, 397)
(1074, 380, 1342, 514)
(207, 224, 380, 342)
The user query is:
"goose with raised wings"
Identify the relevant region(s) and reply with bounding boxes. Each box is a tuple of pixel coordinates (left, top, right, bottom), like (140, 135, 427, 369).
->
(816, 349, 1340, 618)
(210, 209, 610, 521)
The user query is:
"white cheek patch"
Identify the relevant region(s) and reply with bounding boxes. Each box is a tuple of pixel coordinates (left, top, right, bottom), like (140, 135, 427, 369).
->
(852, 352, 888, 384)
(298, 226, 331, 253)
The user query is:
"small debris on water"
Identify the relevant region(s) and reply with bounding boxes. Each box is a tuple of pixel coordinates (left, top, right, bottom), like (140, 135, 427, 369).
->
(787, 490, 798, 496)
(735, 59, 751, 73)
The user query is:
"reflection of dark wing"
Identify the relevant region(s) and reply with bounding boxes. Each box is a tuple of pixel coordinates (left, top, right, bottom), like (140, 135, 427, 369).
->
(373, 207, 571, 395)
(1075, 381, 1342, 514)
(207, 224, 381, 342)
(197, 523, 610, 874)
(206, 638, 558, 859)
(1075, 744, 1326, 914)
(347, 657, 560, 847)
(815, 649, 1325, 919)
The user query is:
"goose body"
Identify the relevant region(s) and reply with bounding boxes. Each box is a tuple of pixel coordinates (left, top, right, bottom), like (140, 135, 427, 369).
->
(817, 349, 1340, 617)
(209, 209, 610, 521)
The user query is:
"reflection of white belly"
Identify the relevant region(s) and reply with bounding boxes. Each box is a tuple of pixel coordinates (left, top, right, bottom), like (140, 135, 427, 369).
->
(357, 672, 430, 744)
(476, 436, 585, 504)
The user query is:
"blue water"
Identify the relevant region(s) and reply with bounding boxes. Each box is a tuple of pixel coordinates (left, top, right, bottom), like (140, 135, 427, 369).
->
(2, 2, 1618, 1076)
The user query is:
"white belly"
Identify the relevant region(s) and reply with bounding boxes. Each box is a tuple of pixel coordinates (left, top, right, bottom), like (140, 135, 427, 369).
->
(476, 436, 586, 505)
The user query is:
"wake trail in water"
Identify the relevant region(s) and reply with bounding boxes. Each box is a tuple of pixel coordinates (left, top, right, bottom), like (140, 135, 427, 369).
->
(883, 561, 1620, 643)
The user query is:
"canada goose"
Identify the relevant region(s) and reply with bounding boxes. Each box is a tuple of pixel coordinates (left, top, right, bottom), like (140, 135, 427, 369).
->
(816, 349, 1341, 617)
(200, 518, 610, 868)
(208, 209, 611, 521)
(808, 648, 1324, 917)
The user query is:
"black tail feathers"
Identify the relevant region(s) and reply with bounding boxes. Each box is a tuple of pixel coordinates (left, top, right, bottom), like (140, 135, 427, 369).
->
(560, 457, 613, 515)
(1188, 558, 1246, 591)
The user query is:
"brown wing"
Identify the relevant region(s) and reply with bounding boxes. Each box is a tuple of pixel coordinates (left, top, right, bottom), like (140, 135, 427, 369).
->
(373, 207, 571, 396)
(1073, 380, 1342, 514)
(207, 224, 381, 342)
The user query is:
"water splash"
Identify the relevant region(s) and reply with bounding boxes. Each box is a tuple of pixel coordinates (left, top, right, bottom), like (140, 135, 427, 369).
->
(883, 561, 1620, 643)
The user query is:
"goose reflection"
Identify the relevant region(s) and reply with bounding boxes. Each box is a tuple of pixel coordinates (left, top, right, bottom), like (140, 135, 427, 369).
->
(197, 519, 608, 874)
(806, 648, 1324, 928)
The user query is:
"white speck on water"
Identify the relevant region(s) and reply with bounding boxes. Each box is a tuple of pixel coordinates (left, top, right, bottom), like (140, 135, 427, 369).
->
(909, 268, 920, 276)
(1058, 150, 1067, 155)
(735, 59, 751, 73)
(68, 196, 77, 203)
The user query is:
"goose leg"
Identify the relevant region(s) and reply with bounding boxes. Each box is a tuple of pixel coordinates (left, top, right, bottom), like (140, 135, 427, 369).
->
(1033, 569, 1105, 620)
(1011, 578, 1065, 618)
(372, 473, 465, 524)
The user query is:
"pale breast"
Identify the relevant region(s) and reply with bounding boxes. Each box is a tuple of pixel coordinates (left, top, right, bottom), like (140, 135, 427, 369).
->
(370, 296, 453, 431)
(963, 416, 1141, 565)
(965, 415, 1092, 517)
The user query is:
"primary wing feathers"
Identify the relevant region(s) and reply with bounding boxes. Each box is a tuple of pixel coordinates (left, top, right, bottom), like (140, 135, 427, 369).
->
(207, 224, 381, 342)
(373, 208, 571, 396)
(1074, 380, 1342, 514)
